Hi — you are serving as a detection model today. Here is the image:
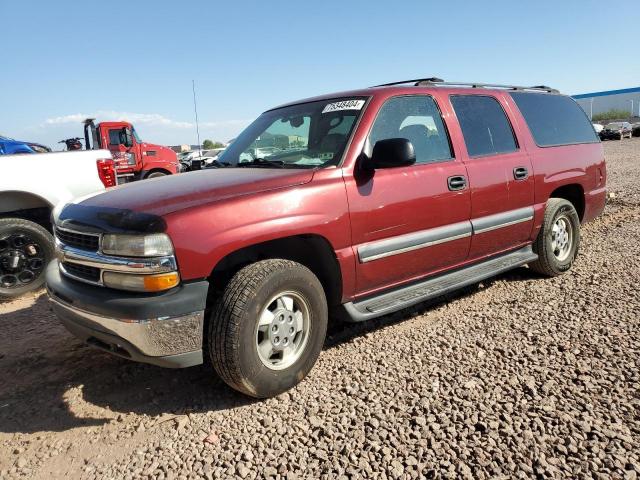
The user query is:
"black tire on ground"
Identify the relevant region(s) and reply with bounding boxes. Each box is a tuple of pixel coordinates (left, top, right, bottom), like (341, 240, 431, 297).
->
(0, 218, 54, 300)
(529, 198, 580, 277)
(146, 171, 167, 179)
(208, 259, 328, 398)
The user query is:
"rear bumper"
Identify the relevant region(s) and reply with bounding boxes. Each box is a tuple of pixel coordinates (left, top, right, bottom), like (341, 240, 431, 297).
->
(46, 261, 208, 368)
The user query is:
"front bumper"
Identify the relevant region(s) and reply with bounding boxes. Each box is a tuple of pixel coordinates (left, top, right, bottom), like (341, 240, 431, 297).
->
(46, 261, 209, 368)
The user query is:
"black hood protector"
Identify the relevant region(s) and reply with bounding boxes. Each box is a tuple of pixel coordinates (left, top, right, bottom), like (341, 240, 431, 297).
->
(57, 203, 166, 234)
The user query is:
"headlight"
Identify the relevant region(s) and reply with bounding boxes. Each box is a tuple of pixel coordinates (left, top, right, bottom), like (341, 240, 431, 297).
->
(101, 233, 174, 257)
(103, 271, 180, 292)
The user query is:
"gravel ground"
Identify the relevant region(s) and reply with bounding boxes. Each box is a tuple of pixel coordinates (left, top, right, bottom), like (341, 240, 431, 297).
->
(1, 139, 639, 480)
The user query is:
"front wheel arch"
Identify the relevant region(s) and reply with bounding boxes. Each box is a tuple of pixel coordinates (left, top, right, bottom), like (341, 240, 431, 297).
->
(144, 169, 172, 179)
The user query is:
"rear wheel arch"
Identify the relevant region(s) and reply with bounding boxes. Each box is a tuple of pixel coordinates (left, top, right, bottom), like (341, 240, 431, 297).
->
(549, 184, 585, 222)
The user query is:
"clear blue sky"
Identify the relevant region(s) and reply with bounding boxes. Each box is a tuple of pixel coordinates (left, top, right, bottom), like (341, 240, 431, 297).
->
(1, 0, 637, 149)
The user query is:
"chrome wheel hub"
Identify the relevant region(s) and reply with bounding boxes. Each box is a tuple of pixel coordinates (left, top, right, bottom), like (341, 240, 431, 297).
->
(551, 215, 572, 261)
(256, 292, 310, 370)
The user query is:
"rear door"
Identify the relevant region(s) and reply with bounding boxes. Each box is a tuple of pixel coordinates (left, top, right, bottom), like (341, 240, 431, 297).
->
(345, 94, 472, 296)
(449, 94, 534, 261)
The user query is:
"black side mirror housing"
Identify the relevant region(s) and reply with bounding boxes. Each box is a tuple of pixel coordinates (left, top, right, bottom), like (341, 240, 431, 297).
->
(369, 138, 416, 169)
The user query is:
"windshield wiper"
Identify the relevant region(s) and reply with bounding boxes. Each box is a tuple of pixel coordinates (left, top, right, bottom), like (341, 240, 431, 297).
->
(236, 158, 285, 168)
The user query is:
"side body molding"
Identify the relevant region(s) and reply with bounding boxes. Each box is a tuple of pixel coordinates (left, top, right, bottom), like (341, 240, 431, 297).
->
(356, 206, 535, 263)
(358, 221, 472, 263)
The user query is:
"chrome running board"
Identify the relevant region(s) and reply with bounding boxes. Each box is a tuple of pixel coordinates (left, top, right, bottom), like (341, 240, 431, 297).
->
(343, 246, 537, 322)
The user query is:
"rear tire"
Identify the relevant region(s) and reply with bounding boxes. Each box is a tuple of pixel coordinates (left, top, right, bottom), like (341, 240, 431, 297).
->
(0, 218, 54, 300)
(208, 259, 328, 398)
(529, 198, 580, 277)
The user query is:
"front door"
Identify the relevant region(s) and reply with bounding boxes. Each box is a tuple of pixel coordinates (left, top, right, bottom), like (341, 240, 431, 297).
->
(449, 94, 535, 261)
(344, 95, 472, 297)
(106, 126, 138, 172)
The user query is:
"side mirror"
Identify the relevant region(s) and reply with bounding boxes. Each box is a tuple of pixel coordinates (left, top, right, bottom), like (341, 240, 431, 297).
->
(369, 138, 416, 169)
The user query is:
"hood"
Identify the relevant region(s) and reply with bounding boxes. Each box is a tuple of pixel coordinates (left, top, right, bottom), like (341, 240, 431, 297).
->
(0, 139, 34, 154)
(58, 168, 315, 233)
(141, 143, 177, 161)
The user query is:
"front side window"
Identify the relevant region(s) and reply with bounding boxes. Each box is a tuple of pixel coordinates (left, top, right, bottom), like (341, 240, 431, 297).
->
(369, 96, 453, 164)
(450, 95, 518, 157)
(218, 98, 366, 168)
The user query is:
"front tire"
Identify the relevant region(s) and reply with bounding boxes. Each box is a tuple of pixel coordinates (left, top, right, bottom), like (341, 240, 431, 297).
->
(208, 259, 328, 398)
(146, 171, 167, 179)
(0, 218, 54, 300)
(529, 198, 580, 277)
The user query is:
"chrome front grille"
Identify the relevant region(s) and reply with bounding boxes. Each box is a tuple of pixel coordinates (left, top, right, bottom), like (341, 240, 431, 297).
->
(54, 228, 100, 251)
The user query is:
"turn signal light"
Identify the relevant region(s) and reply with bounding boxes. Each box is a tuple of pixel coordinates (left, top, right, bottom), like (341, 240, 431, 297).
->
(103, 271, 180, 292)
(143, 272, 180, 292)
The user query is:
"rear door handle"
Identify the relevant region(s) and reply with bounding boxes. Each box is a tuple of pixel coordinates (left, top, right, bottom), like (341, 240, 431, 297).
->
(513, 166, 529, 180)
(447, 175, 467, 191)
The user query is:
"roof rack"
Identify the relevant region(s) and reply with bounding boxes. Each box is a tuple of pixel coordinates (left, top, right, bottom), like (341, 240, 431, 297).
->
(370, 78, 559, 93)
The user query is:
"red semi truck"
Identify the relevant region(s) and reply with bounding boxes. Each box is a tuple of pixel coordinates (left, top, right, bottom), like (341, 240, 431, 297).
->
(83, 119, 179, 182)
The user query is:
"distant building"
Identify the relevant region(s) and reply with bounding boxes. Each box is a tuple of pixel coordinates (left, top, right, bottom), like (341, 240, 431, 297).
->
(170, 144, 203, 153)
(573, 87, 640, 120)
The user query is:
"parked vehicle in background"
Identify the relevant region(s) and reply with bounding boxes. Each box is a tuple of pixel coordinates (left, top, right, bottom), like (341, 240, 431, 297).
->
(1, 149, 114, 298)
(202, 147, 226, 158)
(0, 135, 51, 155)
(82, 119, 179, 182)
(632, 123, 640, 137)
(47, 78, 606, 398)
(599, 122, 633, 140)
(592, 123, 604, 134)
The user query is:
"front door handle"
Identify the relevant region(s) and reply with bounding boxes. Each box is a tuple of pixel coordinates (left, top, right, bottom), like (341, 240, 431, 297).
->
(513, 166, 529, 180)
(448, 175, 467, 191)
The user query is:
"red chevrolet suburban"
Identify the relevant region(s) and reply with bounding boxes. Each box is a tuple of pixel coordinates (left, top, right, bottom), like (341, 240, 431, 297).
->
(46, 78, 606, 398)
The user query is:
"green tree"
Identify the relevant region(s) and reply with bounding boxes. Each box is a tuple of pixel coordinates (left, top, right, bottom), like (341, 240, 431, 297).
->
(592, 109, 633, 122)
(202, 139, 226, 149)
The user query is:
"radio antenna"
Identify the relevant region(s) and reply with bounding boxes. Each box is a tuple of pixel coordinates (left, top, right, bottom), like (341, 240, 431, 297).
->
(192, 79, 202, 156)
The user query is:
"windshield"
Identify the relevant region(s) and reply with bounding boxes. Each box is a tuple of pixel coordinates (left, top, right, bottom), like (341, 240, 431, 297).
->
(606, 123, 622, 129)
(132, 128, 142, 143)
(218, 97, 367, 168)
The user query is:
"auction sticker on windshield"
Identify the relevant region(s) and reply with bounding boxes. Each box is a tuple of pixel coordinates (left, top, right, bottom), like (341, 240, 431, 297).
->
(322, 99, 366, 113)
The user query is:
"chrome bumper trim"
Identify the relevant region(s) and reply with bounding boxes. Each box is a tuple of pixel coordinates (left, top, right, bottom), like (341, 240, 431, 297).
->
(49, 294, 204, 357)
(55, 239, 177, 286)
(55, 239, 177, 273)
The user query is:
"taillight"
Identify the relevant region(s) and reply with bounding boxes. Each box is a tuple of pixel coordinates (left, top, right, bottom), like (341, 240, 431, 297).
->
(96, 158, 117, 188)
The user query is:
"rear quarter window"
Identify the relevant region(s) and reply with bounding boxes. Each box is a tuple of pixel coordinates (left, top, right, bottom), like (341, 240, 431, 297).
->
(510, 92, 598, 147)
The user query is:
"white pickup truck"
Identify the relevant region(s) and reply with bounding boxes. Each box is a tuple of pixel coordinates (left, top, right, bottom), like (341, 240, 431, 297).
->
(0, 149, 114, 299)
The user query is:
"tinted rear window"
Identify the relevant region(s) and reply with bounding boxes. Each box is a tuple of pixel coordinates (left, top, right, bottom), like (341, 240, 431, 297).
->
(450, 95, 518, 157)
(510, 92, 598, 147)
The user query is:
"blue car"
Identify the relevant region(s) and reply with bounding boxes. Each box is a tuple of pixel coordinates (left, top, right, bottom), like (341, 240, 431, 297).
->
(0, 135, 50, 154)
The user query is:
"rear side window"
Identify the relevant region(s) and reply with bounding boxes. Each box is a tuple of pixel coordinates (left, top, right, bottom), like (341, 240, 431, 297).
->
(510, 92, 598, 147)
(369, 95, 453, 164)
(450, 95, 518, 157)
